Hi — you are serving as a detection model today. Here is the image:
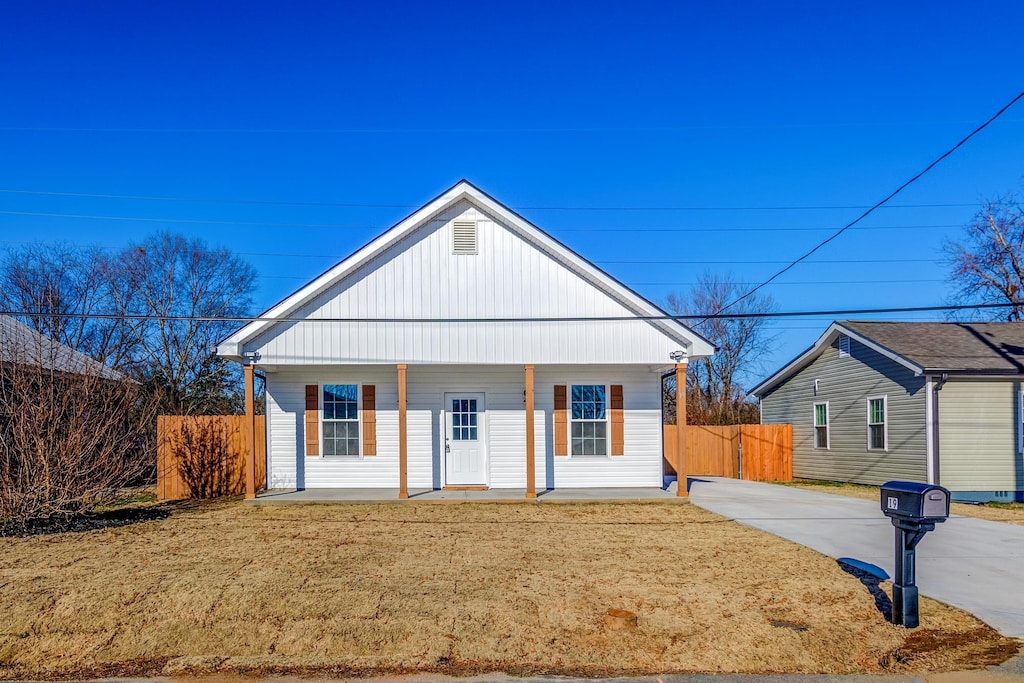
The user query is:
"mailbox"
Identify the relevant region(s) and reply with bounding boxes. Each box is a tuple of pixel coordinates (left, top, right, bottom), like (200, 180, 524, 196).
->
(879, 481, 950, 629)
(881, 481, 950, 522)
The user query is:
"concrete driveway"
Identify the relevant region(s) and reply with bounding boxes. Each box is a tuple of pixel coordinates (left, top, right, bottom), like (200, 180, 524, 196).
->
(688, 477, 1024, 637)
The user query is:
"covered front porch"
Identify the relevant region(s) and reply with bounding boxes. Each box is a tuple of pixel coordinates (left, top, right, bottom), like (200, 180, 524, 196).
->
(241, 362, 694, 500)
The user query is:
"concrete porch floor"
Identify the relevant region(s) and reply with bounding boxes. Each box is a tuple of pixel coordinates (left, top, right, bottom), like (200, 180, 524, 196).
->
(250, 485, 685, 504)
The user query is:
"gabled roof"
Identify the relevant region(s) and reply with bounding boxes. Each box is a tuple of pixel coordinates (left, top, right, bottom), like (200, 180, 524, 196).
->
(750, 320, 1024, 398)
(0, 314, 125, 381)
(219, 179, 715, 359)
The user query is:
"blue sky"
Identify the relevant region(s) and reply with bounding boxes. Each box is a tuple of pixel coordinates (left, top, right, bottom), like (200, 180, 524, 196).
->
(1, 1, 1023, 385)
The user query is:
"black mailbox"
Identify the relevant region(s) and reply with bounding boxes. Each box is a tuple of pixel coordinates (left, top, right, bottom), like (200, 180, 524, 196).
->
(881, 481, 950, 522)
(879, 480, 950, 629)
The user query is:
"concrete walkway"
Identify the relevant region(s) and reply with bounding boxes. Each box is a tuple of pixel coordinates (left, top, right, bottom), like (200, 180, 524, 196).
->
(688, 477, 1024, 637)
(252, 487, 682, 504)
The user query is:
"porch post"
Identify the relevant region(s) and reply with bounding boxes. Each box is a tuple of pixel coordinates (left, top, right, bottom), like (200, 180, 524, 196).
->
(243, 362, 257, 499)
(398, 364, 409, 499)
(525, 364, 536, 499)
(675, 362, 688, 498)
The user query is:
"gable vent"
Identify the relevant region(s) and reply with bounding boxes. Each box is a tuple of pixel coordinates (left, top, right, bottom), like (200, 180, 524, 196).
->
(838, 334, 851, 358)
(452, 220, 478, 255)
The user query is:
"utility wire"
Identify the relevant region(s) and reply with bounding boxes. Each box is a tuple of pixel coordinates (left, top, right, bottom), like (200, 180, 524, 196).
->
(0, 239, 943, 265)
(714, 90, 1024, 315)
(2, 301, 1019, 324)
(0, 211, 962, 233)
(0, 188, 980, 212)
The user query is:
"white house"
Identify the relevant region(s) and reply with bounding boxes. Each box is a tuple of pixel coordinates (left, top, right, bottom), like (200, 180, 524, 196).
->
(217, 181, 714, 497)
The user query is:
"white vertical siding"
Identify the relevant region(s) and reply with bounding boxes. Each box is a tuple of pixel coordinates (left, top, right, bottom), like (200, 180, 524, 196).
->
(247, 201, 692, 365)
(265, 364, 663, 490)
(938, 379, 1024, 491)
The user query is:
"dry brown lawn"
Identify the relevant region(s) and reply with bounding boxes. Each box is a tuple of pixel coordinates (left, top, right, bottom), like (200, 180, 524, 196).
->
(784, 481, 1024, 526)
(0, 500, 1017, 680)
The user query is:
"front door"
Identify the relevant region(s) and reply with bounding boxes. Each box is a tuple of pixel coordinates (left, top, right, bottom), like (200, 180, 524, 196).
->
(444, 393, 487, 486)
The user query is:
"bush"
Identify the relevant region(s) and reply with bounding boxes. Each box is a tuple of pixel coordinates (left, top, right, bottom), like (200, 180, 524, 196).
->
(0, 344, 154, 522)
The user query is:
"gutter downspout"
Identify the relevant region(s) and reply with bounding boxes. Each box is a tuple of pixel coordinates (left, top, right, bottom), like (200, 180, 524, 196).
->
(925, 376, 935, 485)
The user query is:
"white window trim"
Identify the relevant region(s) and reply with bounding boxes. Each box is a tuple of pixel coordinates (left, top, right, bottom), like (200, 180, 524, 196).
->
(866, 394, 888, 452)
(321, 383, 362, 459)
(813, 400, 830, 450)
(569, 383, 611, 458)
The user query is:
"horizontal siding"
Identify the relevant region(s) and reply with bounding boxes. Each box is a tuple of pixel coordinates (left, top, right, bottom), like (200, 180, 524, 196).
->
(760, 336, 926, 485)
(266, 364, 660, 490)
(266, 367, 401, 489)
(247, 201, 692, 365)
(536, 366, 663, 488)
(938, 379, 1024, 491)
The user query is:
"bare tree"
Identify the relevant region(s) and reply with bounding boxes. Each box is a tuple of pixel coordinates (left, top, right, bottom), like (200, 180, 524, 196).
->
(0, 243, 136, 367)
(111, 233, 257, 415)
(0, 324, 157, 523)
(944, 196, 1024, 321)
(665, 272, 775, 425)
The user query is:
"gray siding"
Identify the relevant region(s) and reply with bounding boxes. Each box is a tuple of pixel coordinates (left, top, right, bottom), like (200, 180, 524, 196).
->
(938, 379, 1024, 492)
(760, 337, 927, 484)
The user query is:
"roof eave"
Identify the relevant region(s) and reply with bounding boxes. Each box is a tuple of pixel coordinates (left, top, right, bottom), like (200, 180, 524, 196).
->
(219, 180, 716, 359)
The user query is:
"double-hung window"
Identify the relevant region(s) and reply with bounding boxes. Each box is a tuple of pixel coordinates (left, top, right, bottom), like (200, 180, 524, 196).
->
(323, 384, 359, 456)
(813, 401, 829, 449)
(571, 384, 608, 456)
(867, 395, 887, 451)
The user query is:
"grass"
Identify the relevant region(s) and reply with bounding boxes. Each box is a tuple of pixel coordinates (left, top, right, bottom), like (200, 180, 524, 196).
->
(783, 480, 1024, 526)
(0, 500, 1017, 679)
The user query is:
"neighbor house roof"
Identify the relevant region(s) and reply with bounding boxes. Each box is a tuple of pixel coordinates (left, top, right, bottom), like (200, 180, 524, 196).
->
(0, 314, 125, 381)
(218, 179, 715, 360)
(749, 320, 1024, 398)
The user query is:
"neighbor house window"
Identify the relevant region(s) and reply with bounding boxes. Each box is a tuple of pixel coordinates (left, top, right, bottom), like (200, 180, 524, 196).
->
(323, 384, 359, 456)
(571, 384, 608, 456)
(813, 401, 829, 449)
(867, 395, 887, 451)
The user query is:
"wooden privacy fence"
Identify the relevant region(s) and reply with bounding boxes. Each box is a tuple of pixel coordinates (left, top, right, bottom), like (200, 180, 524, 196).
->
(157, 415, 266, 500)
(664, 424, 792, 482)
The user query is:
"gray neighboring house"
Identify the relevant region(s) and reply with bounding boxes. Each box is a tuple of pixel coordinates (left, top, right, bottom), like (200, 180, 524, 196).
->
(750, 320, 1024, 503)
(0, 314, 124, 381)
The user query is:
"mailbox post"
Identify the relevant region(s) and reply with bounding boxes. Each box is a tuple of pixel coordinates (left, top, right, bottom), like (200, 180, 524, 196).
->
(880, 481, 950, 628)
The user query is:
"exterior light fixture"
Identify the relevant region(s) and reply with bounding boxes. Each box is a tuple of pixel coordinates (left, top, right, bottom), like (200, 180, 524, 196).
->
(669, 350, 687, 362)
(243, 350, 260, 364)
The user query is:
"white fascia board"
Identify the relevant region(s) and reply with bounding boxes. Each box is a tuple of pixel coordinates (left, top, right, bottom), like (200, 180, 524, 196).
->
(220, 180, 715, 358)
(460, 184, 715, 358)
(749, 322, 924, 398)
(219, 183, 468, 349)
(840, 326, 924, 375)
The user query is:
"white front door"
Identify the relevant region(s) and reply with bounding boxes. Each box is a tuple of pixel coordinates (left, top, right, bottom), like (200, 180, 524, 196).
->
(444, 393, 487, 486)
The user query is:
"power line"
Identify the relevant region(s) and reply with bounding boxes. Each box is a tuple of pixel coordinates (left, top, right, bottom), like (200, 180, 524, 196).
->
(716, 90, 1024, 314)
(255, 274, 945, 284)
(1, 119, 1021, 133)
(0, 239, 945, 265)
(0, 188, 981, 211)
(2, 301, 1018, 324)
(0, 211, 962, 233)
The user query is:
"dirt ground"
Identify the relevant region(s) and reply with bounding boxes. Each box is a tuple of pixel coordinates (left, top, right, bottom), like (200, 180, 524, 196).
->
(0, 500, 1017, 680)
(784, 480, 1024, 526)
